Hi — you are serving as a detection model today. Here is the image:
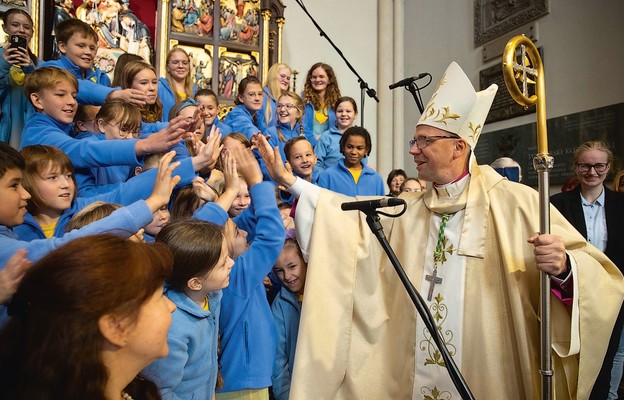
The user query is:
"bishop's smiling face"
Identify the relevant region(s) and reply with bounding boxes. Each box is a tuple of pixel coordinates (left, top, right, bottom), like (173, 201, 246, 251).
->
(408, 125, 466, 185)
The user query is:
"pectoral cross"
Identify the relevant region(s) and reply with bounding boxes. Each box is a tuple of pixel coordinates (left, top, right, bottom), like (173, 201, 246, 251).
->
(425, 269, 443, 301)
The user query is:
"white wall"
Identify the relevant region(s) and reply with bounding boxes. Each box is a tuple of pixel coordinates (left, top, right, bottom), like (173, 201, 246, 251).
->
(280, 0, 624, 180)
(281, 0, 379, 166)
(402, 0, 624, 177)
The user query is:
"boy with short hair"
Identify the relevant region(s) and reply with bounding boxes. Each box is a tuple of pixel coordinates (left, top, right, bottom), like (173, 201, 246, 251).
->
(40, 18, 146, 106)
(20, 66, 190, 174)
(0, 141, 178, 267)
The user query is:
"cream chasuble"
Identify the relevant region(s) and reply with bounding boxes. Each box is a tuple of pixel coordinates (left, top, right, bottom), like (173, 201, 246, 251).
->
(289, 163, 624, 400)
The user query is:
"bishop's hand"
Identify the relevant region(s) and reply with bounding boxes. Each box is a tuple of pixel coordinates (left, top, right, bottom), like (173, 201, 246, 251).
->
(527, 233, 568, 276)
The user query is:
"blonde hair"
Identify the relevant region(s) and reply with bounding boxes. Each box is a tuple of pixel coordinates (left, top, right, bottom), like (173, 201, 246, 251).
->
(64, 201, 121, 232)
(572, 140, 614, 166)
(263, 63, 291, 124)
(165, 47, 194, 102)
(614, 170, 624, 191)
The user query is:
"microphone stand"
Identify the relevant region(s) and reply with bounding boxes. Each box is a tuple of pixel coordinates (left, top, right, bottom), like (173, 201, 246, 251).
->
(406, 80, 425, 114)
(292, 0, 379, 127)
(403, 73, 431, 114)
(363, 210, 475, 400)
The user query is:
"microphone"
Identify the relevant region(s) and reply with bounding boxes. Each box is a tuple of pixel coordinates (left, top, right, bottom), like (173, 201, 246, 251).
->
(389, 73, 428, 90)
(341, 197, 406, 213)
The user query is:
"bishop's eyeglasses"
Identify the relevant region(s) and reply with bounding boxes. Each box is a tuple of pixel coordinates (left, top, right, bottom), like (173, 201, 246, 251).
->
(408, 135, 458, 150)
(575, 163, 609, 173)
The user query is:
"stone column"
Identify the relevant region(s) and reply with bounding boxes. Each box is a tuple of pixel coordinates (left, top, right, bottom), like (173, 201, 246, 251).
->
(376, 0, 395, 177)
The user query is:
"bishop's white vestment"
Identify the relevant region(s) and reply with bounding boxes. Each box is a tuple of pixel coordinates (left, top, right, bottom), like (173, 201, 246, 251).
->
(289, 163, 624, 400)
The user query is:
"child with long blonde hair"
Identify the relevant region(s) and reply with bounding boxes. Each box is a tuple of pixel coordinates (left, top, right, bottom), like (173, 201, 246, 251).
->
(262, 63, 292, 129)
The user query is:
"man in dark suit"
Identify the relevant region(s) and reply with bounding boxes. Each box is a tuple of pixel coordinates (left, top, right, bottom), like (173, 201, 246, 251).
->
(551, 140, 624, 400)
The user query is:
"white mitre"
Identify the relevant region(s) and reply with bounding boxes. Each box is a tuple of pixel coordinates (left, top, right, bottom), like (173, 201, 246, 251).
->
(417, 62, 498, 160)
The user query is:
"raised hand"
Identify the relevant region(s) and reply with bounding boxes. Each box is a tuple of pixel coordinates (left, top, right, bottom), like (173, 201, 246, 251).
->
(230, 144, 262, 188)
(145, 151, 181, 212)
(215, 149, 240, 211)
(3, 47, 31, 67)
(108, 88, 148, 106)
(0, 249, 31, 304)
(192, 126, 223, 171)
(254, 133, 296, 187)
(136, 115, 191, 156)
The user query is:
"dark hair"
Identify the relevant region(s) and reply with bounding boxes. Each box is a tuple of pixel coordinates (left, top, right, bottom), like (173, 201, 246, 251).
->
(234, 76, 262, 106)
(55, 18, 98, 45)
(339, 126, 372, 156)
(283, 136, 313, 162)
(334, 96, 357, 114)
(0, 235, 172, 399)
(386, 169, 407, 189)
(170, 187, 202, 221)
(0, 142, 25, 177)
(2, 8, 37, 66)
(195, 88, 219, 103)
(111, 53, 144, 87)
(156, 220, 225, 292)
(20, 145, 77, 215)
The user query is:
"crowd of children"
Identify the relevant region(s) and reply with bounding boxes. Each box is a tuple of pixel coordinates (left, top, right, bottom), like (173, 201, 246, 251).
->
(0, 10, 411, 400)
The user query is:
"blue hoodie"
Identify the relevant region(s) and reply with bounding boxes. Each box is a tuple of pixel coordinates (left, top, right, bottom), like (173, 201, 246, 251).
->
(195, 182, 284, 392)
(142, 289, 223, 400)
(318, 159, 385, 197)
(302, 102, 336, 148)
(21, 112, 140, 170)
(314, 125, 344, 175)
(157, 77, 198, 122)
(0, 200, 155, 325)
(271, 287, 301, 400)
(0, 48, 37, 147)
(12, 161, 176, 241)
(224, 104, 266, 140)
(40, 56, 115, 105)
(0, 199, 153, 268)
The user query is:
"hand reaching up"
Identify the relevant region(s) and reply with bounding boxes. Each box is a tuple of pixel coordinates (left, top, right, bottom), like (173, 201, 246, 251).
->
(230, 144, 263, 188)
(109, 88, 148, 107)
(215, 149, 240, 212)
(0, 249, 31, 304)
(192, 125, 223, 171)
(145, 151, 181, 212)
(254, 133, 296, 188)
(136, 116, 192, 156)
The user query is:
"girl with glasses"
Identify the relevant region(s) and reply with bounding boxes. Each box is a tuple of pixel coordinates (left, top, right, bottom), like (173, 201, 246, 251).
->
(551, 140, 624, 399)
(265, 92, 305, 180)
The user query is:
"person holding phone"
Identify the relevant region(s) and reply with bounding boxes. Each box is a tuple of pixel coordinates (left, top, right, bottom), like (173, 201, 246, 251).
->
(0, 8, 38, 148)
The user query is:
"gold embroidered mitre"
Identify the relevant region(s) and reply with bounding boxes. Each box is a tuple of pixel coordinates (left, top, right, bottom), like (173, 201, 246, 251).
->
(417, 62, 498, 151)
